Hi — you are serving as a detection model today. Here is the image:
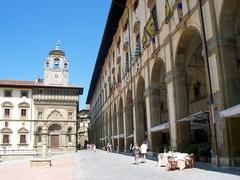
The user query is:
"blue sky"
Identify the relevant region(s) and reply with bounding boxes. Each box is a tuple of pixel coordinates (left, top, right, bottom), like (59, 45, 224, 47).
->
(0, 0, 111, 109)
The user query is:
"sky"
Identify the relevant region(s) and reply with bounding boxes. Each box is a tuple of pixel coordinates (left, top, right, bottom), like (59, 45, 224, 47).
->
(0, 0, 111, 109)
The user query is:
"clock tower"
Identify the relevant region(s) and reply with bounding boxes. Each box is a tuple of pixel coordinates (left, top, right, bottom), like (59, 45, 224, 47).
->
(44, 41, 69, 85)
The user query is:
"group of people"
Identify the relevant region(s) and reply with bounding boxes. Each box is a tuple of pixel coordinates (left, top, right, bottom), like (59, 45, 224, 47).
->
(131, 141, 148, 164)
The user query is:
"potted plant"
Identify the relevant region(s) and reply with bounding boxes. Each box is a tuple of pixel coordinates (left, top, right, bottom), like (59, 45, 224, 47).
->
(186, 144, 199, 162)
(198, 148, 209, 162)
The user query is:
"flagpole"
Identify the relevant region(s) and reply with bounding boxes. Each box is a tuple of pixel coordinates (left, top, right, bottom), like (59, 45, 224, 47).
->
(198, 0, 219, 167)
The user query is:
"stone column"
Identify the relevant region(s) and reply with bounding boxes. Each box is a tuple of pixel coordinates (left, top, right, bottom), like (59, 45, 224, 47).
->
(41, 126, 48, 159)
(123, 106, 127, 152)
(144, 90, 153, 152)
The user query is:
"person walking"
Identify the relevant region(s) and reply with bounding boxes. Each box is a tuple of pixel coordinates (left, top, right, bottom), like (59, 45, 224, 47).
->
(132, 143, 141, 164)
(106, 143, 110, 153)
(140, 142, 148, 163)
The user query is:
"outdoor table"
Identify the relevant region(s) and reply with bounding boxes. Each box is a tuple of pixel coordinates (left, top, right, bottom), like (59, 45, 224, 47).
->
(158, 152, 190, 170)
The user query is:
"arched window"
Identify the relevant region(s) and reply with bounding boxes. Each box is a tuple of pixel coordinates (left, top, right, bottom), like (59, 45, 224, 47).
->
(64, 63, 68, 69)
(54, 58, 60, 69)
(46, 62, 49, 68)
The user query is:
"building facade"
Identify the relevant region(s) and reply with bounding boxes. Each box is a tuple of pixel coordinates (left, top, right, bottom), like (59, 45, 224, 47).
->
(87, 0, 240, 166)
(0, 45, 83, 157)
(77, 107, 90, 149)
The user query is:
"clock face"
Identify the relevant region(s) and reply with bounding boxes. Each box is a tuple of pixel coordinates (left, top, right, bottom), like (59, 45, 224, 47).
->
(53, 73, 59, 79)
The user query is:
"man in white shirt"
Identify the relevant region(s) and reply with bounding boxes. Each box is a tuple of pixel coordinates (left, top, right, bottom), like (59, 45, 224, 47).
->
(140, 142, 148, 163)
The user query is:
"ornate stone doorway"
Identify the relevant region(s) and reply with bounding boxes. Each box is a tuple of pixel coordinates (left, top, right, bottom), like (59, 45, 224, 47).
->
(48, 124, 62, 149)
(50, 134, 59, 148)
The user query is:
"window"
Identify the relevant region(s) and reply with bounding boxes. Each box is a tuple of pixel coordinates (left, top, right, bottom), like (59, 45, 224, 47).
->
(46, 62, 49, 68)
(21, 91, 29, 98)
(68, 112, 73, 120)
(125, 52, 129, 73)
(3, 135, 9, 144)
(20, 135, 26, 144)
(117, 38, 121, 53)
(4, 90, 12, 97)
(123, 20, 128, 32)
(18, 128, 28, 145)
(54, 58, 60, 69)
(67, 127, 72, 142)
(133, 0, 139, 11)
(38, 111, 43, 119)
(4, 108, 10, 117)
(64, 63, 68, 69)
(21, 109, 27, 117)
(5, 121, 9, 127)
(37, 127, 42, 143)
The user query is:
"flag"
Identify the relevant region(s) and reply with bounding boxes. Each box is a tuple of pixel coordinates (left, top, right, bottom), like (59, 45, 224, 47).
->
(129, 52, 134, 65)
(134, 40, 141, 62)
(142, 29, 148, 49)
(165, 0, 172, 24)
(145, 15, 156, 39)
(177, 2, 183, 22)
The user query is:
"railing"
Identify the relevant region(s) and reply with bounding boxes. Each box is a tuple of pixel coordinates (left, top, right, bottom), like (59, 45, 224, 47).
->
(0, 148, 37, 155)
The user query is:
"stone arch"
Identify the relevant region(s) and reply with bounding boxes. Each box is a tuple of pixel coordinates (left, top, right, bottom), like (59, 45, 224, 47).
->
(175, 28, 210, 151)
(112, 103, 118, 150)
(48, 123, 62, 132)
(118, 97, 124, 134)
(135, 75, 147, 144)
(104, 110, 108, 141)
(218, 0, 240, 107)
(150, 59, 168, 126)
(47, 110, 64, 120)
(218, 0, 240, 166)
(125, 89, 134, 150)
(118, 97, 124, 152)
(48, 123, 63, 149)
(150, 59, 169, 153)
(125, 89, 133, 136)
(113, 103, 117, 136)
(108, 107, 112, 140)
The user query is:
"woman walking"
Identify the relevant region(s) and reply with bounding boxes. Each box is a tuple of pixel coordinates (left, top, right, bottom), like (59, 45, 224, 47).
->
(132, 143, 141, 164)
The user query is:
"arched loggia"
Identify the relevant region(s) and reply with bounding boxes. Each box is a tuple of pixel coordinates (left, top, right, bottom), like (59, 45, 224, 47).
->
(150, 59, 169, 153)
(175, 28, 210, 151)
(135, 75, 147, 145)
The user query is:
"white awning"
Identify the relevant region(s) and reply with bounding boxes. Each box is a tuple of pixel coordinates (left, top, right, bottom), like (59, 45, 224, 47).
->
(178, 111, 209, 122)
(219, 104, 240, 118)
(150, 122, 169, 132)
(111, 135, 118, 139)
(126, 134, 133, 139)
(118, 133, 124, 138)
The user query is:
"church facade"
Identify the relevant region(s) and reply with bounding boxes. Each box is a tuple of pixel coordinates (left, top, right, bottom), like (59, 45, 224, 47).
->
(0, 45, 83, 158)
(87, 0, 240, 166)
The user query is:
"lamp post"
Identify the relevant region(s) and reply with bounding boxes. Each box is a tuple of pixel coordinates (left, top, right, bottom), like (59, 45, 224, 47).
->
(198, 0, 219, 167)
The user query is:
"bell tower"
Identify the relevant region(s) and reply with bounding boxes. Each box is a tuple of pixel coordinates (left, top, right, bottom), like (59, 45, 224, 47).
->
(44, 40, 69, 85)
